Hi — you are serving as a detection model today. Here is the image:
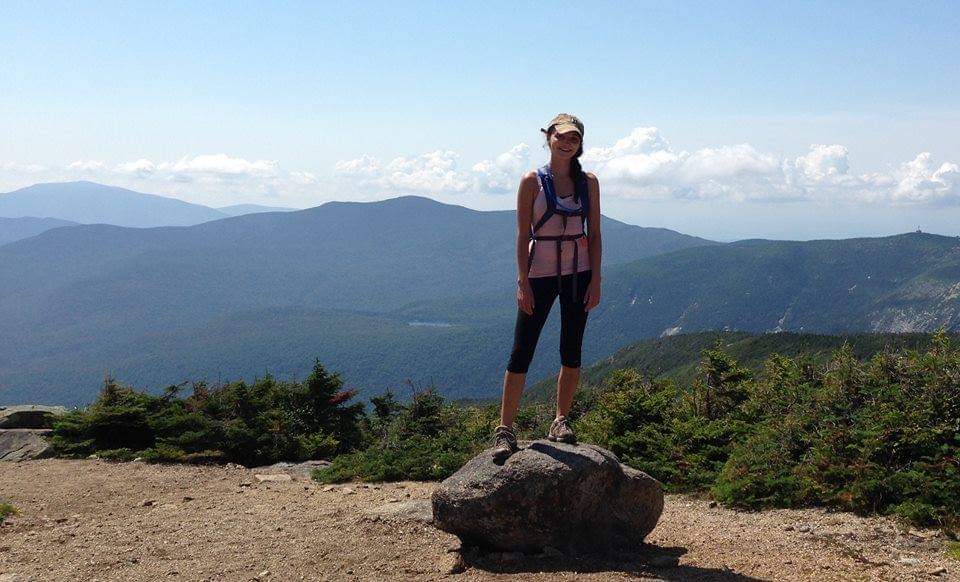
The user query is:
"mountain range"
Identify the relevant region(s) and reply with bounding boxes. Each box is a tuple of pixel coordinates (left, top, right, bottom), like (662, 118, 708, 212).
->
(0, 189, 713, 405)
(1, 181, 958, 407)
(0, 216, 77, 246)
(0, 181, 300, 232)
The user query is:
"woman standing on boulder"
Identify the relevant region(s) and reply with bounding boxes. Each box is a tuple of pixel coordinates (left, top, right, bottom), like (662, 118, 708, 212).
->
(493, 113, 603, 462)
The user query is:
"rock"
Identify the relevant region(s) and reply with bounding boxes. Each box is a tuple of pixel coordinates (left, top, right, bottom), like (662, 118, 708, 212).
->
(0, 405, 67, 429)
(361, 500, 433, 524)
(253, 473, 292, 483)
(141, 499, 156, 507)
(438, 552, 467, 575)
(930, 567, 948, 576)
(798, 524, 811, 533)
(899, 556, 920, 566)
(0, 429, 54, 461)
(432, 440, 663, 553)
(249, 460, 330, 478)
(341, 487, 355, 495)
(321, 486, 335, 492)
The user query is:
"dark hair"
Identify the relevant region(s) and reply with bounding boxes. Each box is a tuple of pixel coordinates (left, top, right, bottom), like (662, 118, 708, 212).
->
(544, 127, 586, 203)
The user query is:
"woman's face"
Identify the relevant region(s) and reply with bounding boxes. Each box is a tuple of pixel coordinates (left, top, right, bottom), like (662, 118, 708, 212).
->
(549, 130, 582, 159)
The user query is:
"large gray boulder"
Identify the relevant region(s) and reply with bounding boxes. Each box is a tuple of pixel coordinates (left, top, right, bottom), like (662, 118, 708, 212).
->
(0, 405, 68, 429)
(0, 429, 54, 461)
(432, 440, 663, 553)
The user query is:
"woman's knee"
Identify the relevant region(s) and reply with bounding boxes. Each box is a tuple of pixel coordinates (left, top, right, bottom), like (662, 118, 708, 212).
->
(559, 352, 582, 369)
(507, 347, 534, 374)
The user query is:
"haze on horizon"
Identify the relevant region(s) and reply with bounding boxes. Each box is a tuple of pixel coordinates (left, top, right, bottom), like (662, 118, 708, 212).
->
(1, 1, 958, 241)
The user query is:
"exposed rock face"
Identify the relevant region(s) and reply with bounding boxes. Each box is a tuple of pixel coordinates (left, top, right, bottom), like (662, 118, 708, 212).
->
(431, 440, 663, 553)
(0, 429, 54, 461)
(0, 405, 68, 429)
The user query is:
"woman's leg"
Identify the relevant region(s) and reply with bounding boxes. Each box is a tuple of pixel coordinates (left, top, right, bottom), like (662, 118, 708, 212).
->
(556, 270, 591, 418)
(501, 276, 557, 427)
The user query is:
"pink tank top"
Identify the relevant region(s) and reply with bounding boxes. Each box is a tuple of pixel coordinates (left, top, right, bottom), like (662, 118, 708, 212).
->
(527, 174, 591, 278)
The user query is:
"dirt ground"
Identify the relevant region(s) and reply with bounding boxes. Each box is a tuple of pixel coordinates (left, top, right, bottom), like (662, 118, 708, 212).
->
(0, 459, 956, 581)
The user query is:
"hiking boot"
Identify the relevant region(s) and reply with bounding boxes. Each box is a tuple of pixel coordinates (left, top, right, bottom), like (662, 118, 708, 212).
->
(548, 415, 576, 444)
(491, 425, 519, 463)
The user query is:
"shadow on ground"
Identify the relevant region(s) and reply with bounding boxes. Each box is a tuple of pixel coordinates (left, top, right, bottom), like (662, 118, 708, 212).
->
(460, 544, 765, 581)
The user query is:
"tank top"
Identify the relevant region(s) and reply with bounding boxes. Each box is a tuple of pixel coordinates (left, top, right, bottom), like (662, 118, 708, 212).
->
(527, 174, 591, 278)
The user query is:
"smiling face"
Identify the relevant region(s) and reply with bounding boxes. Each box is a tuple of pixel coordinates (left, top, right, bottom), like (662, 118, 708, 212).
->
(548, 129, 583, 160)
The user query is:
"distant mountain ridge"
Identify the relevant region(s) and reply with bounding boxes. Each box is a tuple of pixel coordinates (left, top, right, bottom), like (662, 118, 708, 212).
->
(0, 181, 229, 227)
(4, 185, 957, 407)
(0, 194, 715, 405)
(0, 216, 77, 246)
(217, 203, 299, 216)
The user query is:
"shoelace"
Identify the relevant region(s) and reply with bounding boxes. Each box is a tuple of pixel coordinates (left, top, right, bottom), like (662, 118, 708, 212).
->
(494, 427, 516, 446)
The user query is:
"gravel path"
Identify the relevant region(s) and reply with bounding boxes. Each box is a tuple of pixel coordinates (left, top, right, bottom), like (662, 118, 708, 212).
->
(0, 459, 956, 581)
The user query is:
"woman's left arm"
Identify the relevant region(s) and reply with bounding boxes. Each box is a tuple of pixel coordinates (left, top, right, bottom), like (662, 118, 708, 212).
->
(584, 172, 602, 312)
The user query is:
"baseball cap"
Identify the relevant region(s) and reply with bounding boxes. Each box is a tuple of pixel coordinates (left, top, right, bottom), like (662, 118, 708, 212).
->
(541, 113, 584, 137)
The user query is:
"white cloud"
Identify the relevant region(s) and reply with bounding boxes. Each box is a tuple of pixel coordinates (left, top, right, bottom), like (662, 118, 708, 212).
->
(114, 159, 157, 178)
(2, 130, 958, 208)
(67, 160, 106, 172)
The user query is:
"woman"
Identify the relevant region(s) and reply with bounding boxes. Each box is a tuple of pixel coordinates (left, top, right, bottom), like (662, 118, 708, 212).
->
(492, 113, 602, 462)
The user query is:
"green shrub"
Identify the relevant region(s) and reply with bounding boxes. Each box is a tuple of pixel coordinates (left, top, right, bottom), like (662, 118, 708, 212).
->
(51, 359, 364, 467)
(314, 387, 485, 483)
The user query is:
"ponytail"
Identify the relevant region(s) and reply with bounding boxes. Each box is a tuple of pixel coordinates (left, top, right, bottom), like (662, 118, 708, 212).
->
(570, 148, 585, 204)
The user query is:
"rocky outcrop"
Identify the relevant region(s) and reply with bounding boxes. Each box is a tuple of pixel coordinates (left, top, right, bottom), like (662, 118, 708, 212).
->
(0, 405, 68, 429)
(0, 429, 54, 461)
(431, 440, 663, 553)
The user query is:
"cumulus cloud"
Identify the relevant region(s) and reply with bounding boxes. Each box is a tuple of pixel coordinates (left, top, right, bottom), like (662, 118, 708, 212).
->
(2, 131, 958, 208)
(331, 132, 959, 205)
(1, 154, 318, 207)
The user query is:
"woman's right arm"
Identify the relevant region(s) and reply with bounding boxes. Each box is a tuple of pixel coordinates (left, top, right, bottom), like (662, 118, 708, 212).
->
(516, 171, 537, 315)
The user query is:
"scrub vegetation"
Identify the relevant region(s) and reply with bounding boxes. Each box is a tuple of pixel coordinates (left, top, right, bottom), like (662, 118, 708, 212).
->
(50, 332, 960, 531)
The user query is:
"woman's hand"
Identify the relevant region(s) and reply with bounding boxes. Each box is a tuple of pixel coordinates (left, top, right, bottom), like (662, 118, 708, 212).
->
(517, 278, 535, 315)
(584, 277, 601, 312)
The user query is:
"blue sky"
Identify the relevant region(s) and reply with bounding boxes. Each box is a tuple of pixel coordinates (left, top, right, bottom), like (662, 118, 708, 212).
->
(1, 1, 958, 240)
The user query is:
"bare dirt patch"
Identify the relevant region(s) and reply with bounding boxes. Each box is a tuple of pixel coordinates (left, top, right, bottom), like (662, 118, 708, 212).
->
(0, 459, 955, 581)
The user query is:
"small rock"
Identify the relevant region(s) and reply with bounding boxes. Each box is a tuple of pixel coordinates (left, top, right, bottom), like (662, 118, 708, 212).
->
(341, 487, 355, 495)
(929, 567, 948, 576)
(182, 496, 194, 502)
(132, 457, 144, 462)
(708, 500, 718, 508)
(141, 500, 156, 507)
(899, 557, 920, 566)
(256, 569, 270, 579)
(239, 481, 252, 487)
(253, 473, 291, 483)
(321, 486, 335, 492)
(439, 552, 467, 575)
(784, 525, 795, 531)
(798, 524, 811, 533)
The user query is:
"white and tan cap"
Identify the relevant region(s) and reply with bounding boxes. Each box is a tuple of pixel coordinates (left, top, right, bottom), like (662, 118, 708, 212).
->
(541, 113, 584, 137)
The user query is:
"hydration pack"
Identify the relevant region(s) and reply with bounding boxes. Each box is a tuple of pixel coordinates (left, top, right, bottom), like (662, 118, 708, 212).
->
(526, 164, 590, 298)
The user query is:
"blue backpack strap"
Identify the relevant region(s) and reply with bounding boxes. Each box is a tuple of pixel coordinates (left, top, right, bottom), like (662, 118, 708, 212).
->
(532, 165, 556, 233)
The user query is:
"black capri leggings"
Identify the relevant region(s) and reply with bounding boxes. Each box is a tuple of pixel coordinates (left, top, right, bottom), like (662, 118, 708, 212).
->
(507, 269, 592, 374)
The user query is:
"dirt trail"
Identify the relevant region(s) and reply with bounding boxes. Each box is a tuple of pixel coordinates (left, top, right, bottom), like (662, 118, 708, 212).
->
(0, 459, 956, 581)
